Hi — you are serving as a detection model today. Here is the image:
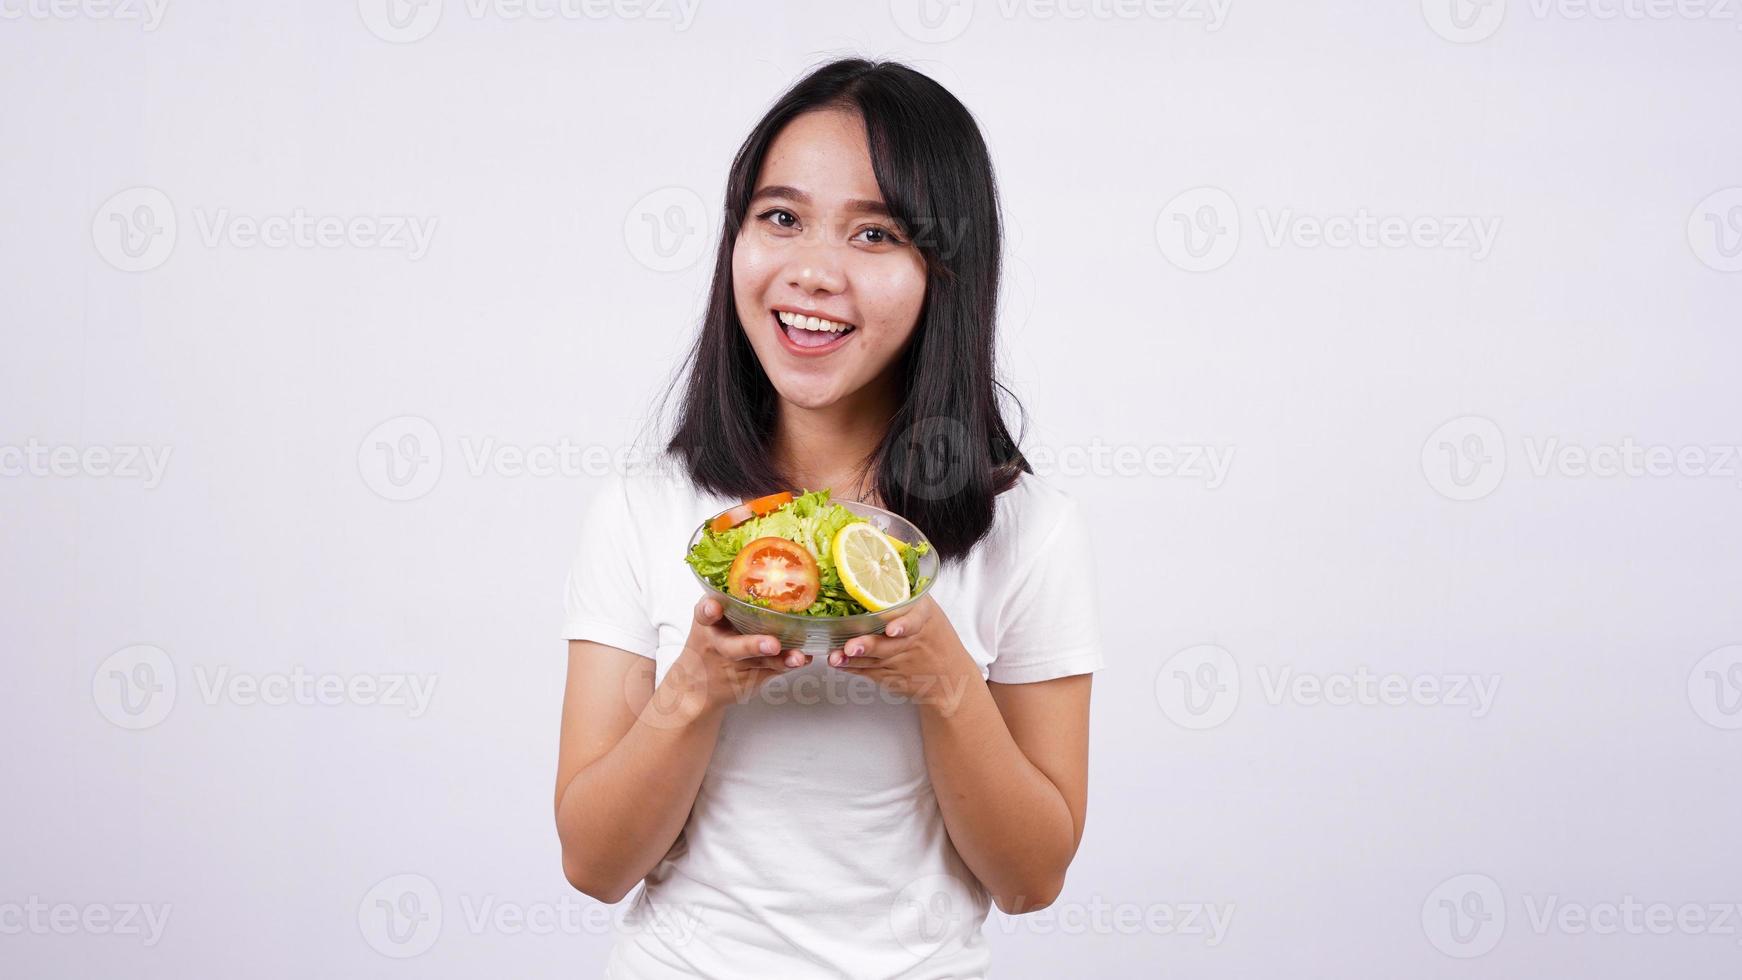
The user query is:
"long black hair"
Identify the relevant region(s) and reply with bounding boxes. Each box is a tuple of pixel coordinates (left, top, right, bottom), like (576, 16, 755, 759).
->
(663, 57, 1029, 565)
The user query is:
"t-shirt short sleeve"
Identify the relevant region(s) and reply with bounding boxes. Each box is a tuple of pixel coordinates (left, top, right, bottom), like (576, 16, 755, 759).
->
(986, 496, 1107, 685)
(561, 472, 659, 658)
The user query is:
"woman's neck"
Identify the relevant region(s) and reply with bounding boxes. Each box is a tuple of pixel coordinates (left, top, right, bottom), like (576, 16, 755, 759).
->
(771, 375, 899, 505)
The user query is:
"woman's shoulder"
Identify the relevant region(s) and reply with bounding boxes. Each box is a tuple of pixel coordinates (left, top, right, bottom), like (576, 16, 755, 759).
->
(976, 469, 1087, 566)
(600, 448, 735, 528)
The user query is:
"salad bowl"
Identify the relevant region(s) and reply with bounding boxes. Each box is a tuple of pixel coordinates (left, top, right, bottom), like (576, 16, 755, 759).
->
(684, 499, 940, 655)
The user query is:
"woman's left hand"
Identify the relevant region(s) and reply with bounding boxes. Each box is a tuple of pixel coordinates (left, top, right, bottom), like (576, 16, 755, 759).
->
(827, 595, 980, 711)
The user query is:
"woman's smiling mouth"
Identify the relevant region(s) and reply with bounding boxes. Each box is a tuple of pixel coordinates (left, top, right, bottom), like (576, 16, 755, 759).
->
(773, 308, 857, 356)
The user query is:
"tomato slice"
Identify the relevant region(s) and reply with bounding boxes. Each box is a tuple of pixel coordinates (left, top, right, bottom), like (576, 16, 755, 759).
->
(725, 536, 820, 613)
(747, 491, 794, 517)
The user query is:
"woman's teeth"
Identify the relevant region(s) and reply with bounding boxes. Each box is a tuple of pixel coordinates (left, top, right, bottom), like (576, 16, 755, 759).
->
(777, 310, 855, 349)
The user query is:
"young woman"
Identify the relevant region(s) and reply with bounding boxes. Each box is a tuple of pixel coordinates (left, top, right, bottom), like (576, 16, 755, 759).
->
(556, 58, 1104, 978)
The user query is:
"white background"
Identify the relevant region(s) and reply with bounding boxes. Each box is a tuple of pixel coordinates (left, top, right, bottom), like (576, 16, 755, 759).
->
(4, 0, 1741, 976)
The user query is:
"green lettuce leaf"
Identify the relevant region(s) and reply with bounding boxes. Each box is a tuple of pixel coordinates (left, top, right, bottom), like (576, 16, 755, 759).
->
(685, 488, 899, 617)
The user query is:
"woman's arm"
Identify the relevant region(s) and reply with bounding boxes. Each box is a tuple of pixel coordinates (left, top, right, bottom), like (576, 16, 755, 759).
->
(919, 672, 1091, 914)
(828, 597, 1093, 913)
(555, 600, 806, 902)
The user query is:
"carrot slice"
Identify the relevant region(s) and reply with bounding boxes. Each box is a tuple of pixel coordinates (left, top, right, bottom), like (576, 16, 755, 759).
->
(709, 503, 755, 534)
(747, 491, 794, 516)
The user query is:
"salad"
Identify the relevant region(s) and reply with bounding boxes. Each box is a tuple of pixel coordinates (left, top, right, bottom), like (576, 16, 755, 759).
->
(685, 490, 931, 617)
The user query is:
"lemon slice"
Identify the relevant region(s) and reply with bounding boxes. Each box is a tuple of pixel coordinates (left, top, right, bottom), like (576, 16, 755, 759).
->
(833, 522, 912, 612)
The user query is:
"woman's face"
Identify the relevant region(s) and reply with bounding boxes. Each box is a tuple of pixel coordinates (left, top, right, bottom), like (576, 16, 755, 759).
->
(733, 108, 927, 411)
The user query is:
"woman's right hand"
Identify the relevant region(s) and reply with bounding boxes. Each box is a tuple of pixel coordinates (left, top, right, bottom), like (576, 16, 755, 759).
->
(654, 598, 810, 722)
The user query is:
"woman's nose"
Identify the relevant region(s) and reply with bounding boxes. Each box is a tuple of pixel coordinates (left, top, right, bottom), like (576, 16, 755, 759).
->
(785, 244, 846, 294)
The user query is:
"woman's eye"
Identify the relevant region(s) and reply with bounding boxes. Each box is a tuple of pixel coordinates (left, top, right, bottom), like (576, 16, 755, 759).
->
(856, 225, 905, 246)
(758, 208, 799, 230)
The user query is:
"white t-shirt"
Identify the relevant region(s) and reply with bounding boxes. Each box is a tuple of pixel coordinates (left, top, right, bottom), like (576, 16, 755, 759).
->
(561, 457, 1105, 979)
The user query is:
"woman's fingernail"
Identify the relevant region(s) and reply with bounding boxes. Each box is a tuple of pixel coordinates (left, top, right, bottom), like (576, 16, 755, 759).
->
(887, 624, 903, 637)
(828, 652, 841, 667)
(760, 638, 777, 654)
(847, 644, 861, 658)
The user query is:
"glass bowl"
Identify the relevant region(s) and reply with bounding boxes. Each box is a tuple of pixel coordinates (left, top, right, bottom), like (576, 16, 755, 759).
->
(684, 499, 941, 654)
